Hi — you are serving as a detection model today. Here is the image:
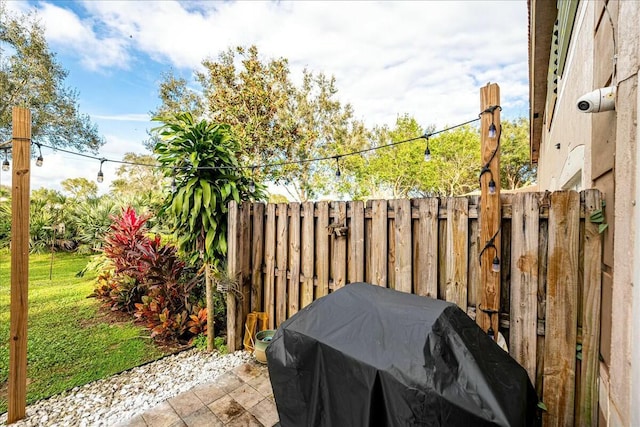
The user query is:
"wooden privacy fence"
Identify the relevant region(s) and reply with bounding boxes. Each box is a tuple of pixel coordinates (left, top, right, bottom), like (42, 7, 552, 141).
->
(226, 190, 602, 427)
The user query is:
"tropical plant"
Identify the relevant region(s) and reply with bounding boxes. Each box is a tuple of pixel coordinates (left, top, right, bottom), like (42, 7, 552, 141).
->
(69, 196, 119, 254)
(92, 207, 206, 343)
(153, 112, 265, 350)
(29, 188, 71, 253)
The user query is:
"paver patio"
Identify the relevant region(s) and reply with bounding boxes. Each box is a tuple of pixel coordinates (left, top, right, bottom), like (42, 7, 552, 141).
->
(116, 361, 280, 427)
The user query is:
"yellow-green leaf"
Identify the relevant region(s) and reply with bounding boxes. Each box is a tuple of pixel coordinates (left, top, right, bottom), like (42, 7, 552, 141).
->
(202, 181, 211, 208)
(205, 228, 215, 249)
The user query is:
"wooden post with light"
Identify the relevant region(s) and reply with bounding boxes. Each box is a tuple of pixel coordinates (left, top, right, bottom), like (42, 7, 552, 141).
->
(477, 83, 502, 340)
(8, 106, 31, 423)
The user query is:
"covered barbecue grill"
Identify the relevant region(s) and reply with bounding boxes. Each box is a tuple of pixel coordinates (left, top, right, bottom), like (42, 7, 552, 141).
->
(266, 282, 537, 427)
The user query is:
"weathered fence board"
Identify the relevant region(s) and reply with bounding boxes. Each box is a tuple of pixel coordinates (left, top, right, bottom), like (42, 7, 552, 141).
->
(288, 203, 301, 317)
(509, 193, 539, 384)
(348, 201, 365, 283)
(263, 203, 276, 329)
(315, 202, 330, 298)
(415, 198, 439, 298)
(370, 200, 388, 286)
(239, 202, 251, 351)
(300, 202, 314, 308)
(445, 198, 469, 310)
(543, 191, 580, 427)
(226, 190, 602, 427)
(394, 199, 412, 293)
(333, 202, 347, 290)
(251, 203, 264, 311)
(275, 203, 288, 326)
(576, 189, 602, 427)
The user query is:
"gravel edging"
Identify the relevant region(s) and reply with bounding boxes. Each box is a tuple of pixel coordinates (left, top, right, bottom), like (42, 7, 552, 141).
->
(1, 349, 252, 427)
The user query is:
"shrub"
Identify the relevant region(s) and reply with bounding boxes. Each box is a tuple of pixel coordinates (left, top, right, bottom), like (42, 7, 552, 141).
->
(91, 207, 209, 343)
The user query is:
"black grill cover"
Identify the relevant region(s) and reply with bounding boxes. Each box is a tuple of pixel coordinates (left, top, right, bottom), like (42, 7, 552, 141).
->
(266, 283, 537, 427)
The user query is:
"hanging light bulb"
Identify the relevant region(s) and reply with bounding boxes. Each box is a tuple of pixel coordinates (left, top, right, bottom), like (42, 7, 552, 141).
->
(488, 123, 497, 139)
(491, 255, 501, 273)
(335, 157, 341, 178)
(2, 151, 9, 172)
(171, 177, 177, 193)
(96, 159, 106, 183)
(488, 178, 496, 194)
(36, 144, 43, 167)
(424, 144, 431, 162)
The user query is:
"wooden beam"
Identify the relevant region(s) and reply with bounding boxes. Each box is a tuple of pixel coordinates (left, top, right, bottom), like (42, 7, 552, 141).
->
(477, 83, 502, 337)
(8, 106, 31, 423)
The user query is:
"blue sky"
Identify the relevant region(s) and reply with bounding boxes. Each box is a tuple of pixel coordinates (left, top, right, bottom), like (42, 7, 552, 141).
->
(3, 0, 529, 193)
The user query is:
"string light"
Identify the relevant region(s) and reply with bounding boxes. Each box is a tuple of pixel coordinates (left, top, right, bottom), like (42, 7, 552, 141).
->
(334, 156, 341, 178)
(96, 159, 106, 183)
(171, 177, 177, 193)
(30, 117, 479, 174)
(478, 227, 501, 273)
(491, 255, 501, 273)
(36, 143, 43, 167)
(2, 150, 9, 172)
(423, 138, 431, 162)
(481, 105, 501, 140)
(488, 123, 497, 139)
(488, 178, 496, 195)
(478, 105, 502, 196)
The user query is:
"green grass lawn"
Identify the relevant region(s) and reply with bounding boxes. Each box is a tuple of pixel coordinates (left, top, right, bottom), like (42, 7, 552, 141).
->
(0, 251, 165, 414)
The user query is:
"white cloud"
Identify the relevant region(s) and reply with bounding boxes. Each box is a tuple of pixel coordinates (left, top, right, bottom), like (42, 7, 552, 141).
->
(41, 1, 528, 127)
(37, 2, 130, 71)
(0, 1, 531, 200)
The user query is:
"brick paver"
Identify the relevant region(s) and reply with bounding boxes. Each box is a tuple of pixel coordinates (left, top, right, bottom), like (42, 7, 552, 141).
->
(117, 361, 279, 427)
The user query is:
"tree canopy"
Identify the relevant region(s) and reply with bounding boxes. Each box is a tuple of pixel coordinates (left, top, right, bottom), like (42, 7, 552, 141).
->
(339, 115, 534, 198)
(110, 153, 165, 197)
(154, 45, 367, 201)
(0, 4, 103, 151)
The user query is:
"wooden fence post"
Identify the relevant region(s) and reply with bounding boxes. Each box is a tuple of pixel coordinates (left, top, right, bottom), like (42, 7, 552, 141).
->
(8, 106, 31, 423)
(477, 83, 502, 337)
(226, 201, 239, 352)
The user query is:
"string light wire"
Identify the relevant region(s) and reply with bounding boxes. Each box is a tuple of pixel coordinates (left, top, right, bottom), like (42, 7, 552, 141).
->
(31, 116, 481, 173)
(0, 115, 484, 184)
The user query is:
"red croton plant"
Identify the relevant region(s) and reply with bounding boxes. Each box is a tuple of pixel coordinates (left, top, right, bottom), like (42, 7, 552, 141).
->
(92, 207, 208, 343)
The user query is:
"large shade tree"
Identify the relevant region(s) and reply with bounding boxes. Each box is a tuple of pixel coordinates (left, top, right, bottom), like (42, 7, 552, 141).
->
(0, 4, 103, 150)
(153, 112, 265, 350)
(154, 45, 367, 201)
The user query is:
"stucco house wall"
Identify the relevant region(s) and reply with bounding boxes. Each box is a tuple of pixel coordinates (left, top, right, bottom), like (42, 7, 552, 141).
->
(530, 1, 640, 425)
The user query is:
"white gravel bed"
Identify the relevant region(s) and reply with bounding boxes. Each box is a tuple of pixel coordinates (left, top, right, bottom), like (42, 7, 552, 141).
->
(0, 349, 252, 427)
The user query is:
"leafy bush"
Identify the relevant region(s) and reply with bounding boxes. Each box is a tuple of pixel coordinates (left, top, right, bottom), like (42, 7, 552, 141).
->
(91, 207, 210, 343)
